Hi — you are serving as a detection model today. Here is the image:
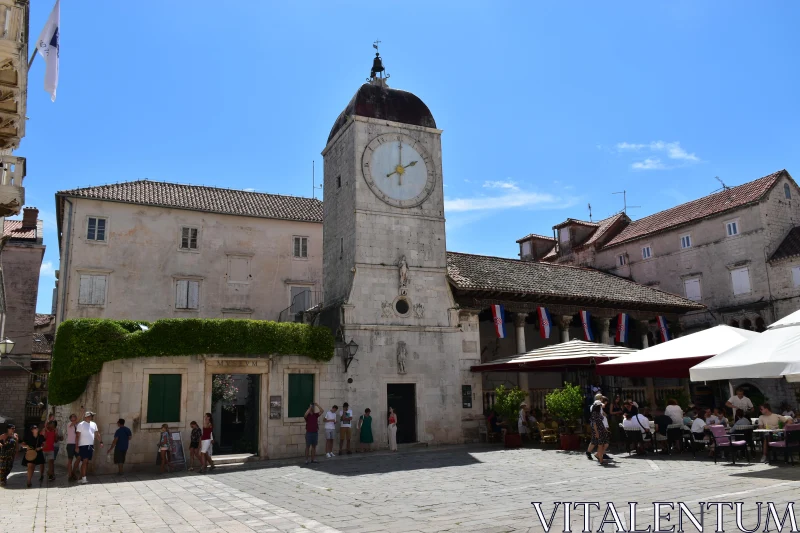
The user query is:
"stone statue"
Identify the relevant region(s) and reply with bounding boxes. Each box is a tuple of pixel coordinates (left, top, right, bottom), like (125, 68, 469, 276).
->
(397, 341, 408, 374)
(413, 303, 424, 318)
(398, 255, 409, 290)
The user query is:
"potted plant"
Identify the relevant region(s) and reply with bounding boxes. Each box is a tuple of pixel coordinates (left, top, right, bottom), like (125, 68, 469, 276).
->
(493, 385, 526, 448)
(545, 383, 584, 450)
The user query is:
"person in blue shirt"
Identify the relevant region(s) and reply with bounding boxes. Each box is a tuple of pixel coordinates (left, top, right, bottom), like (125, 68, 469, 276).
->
(107, 419, 132, 475)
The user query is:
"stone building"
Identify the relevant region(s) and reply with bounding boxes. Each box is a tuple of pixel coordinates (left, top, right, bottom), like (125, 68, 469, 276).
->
(54, 181, 324, 324)
(0, 208, 45, 426)
(517, 169, 800, 406)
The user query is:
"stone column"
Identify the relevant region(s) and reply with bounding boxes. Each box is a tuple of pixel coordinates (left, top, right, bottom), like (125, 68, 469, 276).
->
(600, 318, 611, 345)
(515, 313, 530, 403)
(640, 320, 650, 349)
(559, 315, 573, 343)
(640, 320, 657, 409)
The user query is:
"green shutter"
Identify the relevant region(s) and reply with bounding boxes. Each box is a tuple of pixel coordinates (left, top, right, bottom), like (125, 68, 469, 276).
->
(288, 374, 314, 418)
(147, 374, 182, 423)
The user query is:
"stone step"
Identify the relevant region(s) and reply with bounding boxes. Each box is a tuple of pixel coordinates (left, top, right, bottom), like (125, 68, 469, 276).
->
(210, 453, 258, 466)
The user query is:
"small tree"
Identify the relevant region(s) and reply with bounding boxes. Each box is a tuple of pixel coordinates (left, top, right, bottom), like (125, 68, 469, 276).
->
(545, 383, 584, 428)
(212, 374, 239, 413)
(494, 385, 526, 434)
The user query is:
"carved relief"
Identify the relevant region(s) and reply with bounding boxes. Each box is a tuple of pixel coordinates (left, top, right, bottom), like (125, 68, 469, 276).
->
(413, 303, 424, 318)
(396, 341, 408, 374)
(381, 301, 393, 318)
(398, 255, 409, 294)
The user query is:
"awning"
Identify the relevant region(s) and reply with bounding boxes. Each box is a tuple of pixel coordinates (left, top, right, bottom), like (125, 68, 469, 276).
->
(767, 308, 800, 330)
(597, 325, 758, 378)
(470, 340, 637, 372)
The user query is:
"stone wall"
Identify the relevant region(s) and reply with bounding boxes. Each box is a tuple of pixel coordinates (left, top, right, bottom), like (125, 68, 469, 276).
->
(0, 369, 28, 425)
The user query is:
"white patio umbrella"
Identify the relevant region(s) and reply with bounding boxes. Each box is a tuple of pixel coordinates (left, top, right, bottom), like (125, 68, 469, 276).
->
(690, 314, 800, 383)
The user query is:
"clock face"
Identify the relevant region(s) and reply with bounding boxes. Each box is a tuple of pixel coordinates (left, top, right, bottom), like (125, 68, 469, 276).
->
(361, 133, 435, 208)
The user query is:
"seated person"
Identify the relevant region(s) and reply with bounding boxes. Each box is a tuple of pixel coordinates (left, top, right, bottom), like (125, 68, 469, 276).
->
(653, 411, 674, 452)
(622, 406, 651, 454)
(664, 399, 684, 426)
(731, 409, 752, 428)
(780, 402, 795, 420)
(713, 407, 729, 427)
(487, 411, 506, 438)
(757, 403, 785, 463)
(704, 408, 719, 426)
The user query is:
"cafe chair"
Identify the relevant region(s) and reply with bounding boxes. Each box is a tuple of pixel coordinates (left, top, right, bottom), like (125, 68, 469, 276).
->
(538, 422, 557, 445)
(708, 425, 749, 464)
(767, 424, 800, 465)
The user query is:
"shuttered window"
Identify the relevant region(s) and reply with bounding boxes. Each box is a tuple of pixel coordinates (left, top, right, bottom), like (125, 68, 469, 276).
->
(78, 274, 107, 305)
(146, 374, 181, 423)
(731, 267, 751, 295)
(175, 280, 200, 309)
(180, 227, 198, 250)
(684, 278, 702, 301)
(287, 374, 314, 418)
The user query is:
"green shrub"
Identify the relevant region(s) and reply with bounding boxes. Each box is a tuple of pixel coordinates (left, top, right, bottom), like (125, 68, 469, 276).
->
(545, 383, 584, 425)
(49, 318, 335, 405)
(493, 385, 526, 434)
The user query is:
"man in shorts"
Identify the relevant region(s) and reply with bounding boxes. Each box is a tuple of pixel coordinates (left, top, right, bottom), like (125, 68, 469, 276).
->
(324, 405, 339, 458)
(339, 402, 353, 455)
(75, 411, 103, 484)
(107, 419, 132, 475)
(304, 403, 322, 465)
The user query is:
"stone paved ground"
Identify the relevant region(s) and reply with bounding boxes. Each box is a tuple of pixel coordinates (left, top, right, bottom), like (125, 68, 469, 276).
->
(2, 444, 799, 532)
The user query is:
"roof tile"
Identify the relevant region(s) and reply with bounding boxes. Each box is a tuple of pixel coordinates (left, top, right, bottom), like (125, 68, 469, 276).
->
(769, 226, 800, 262)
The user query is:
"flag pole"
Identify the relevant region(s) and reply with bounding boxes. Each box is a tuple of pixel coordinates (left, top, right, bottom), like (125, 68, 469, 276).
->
(28, 50, 36, 69)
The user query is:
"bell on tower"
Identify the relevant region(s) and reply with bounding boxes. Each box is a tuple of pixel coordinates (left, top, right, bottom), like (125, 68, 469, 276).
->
(368, 40, 390, 87)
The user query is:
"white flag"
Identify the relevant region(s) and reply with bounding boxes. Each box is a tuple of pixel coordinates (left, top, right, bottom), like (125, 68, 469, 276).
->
(36, 0, 60, 102)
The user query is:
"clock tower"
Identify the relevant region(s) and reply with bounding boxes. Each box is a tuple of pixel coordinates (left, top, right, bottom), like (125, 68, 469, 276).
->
(321, 51, 481, 445)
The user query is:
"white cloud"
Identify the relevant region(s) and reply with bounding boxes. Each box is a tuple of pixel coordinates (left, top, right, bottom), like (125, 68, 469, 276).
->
(40, 261, 56, 278)
(632, 158, 665, 170)
(616, 142, 648, 151)
(445, 190, 578, 213)
(482, 180, 520, 191)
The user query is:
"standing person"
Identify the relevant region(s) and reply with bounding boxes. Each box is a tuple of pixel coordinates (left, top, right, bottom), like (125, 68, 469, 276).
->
(20, 425, 45, 487)
(304, 402, 322, 465)
(609, 395, 623, 443)
(324, 405, 339, 458)
(388, 407, 398, 451)
(75, 411, 103, 485)
(48, 415, 62, 465)
(590, 403, 610, 465)
(106, 419, 132, 476)
(157, 424, 172, 474)
(0, 424, 19, 486)
(518, 403, 529, 442)
(339, 402, 353, 455)
(200, 413, 215, 473)
(65, 413, 79, 481)
(188, 421, 201, 471)
(726, 388, 754, 418)
(42, 421, 58, 481)
(357, 408, 373, 452)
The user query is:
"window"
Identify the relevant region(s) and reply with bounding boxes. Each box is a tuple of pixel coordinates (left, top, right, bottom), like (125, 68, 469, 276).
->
(180, 227, 198, 250)
(559, 227, 570, 243)
(78, 274, 107, 305)
(642, 245, 652, 260)
(175, 279, 200, 309)
(227, 256, 250, 283)
(680, 234, 692, 249)
(684, 278, 702, 301)
(146, 374, 181, 423)
(293, 236, 308, 258)
(726, 220, 739, 236)
(793, 266, 800, 287)
(731, 267, 751, 295)
(87, 217, 107, 242)
(616, 254, 627, 266)
(290, 286, 311, 314)
(785, 183, 792, 199)
(287, 374, 314, 418)
(521, 241, 532, 257)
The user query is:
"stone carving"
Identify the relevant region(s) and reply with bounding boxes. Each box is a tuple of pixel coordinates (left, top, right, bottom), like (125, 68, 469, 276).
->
(398, 255, 409, 292)
(396, 341, 408, 374)
(413, 303, 424, 318)
(381, 301, 393, 318)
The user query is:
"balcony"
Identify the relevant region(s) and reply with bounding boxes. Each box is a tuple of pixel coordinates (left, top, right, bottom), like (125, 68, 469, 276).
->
(0, 153, 23, 216)
(0, 0, 28, 154)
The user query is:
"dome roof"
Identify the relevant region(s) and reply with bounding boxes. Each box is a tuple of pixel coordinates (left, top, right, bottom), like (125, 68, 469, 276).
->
(327, 83, 436, 143)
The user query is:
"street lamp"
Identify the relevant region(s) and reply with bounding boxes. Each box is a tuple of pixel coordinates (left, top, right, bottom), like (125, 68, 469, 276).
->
(342, 339, 358, 372)
(0, 338, 14, 359)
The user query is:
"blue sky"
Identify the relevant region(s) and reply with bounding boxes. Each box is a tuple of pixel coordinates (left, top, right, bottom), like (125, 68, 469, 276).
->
(22, 1, 800, 313)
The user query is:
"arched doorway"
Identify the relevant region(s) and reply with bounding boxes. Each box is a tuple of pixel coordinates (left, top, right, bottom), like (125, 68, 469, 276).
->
(729, 319, 740, 328)
(736, 382, 766, 411)
(742, 318, 752, 331)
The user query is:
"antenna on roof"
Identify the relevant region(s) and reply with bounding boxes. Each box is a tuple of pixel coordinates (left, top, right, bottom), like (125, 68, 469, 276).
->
(612, 190, 640, 215)
(588, 203, 593, 222)
(714, 176, 731, 192)
(312, 161, 322, 199)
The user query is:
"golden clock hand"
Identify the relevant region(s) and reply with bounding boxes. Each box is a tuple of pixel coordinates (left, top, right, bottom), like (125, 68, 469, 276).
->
(403, 161, 418, 169)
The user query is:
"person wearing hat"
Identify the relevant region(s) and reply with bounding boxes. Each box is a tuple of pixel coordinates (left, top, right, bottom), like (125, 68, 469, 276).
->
(20, 425, 45, 487)
(74, 411, 103, 485)
(0, 424, 19, 486)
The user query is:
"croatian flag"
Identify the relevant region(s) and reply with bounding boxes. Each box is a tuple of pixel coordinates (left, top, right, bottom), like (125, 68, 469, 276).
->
(580, 310, 594, 341)
(537, 307, 552, 339)
(36, 0, 60, 102)
(615, 313, 630, 343)
(657, 316, 671, 342)
(491, 304, 506, 338)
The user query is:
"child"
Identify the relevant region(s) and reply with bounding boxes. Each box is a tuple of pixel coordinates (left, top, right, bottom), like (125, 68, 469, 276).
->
(188, 421, 201, 471)
(158, 424, 172, 474)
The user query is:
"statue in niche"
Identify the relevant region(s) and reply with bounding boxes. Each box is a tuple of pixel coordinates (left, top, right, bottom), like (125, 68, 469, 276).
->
(398, 255, 409, 291)
(413, 303, 424, 318)
(396, 341, 408, 374)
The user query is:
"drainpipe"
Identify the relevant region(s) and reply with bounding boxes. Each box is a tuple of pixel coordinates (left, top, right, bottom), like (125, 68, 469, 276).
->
(58, 198, 74, 325)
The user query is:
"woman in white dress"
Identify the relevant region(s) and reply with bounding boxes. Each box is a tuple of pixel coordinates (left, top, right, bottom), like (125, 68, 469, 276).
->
(387, 407, 398, 451)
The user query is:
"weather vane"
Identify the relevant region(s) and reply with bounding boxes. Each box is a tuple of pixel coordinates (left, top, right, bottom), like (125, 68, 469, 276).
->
(368, 39, 390, 83)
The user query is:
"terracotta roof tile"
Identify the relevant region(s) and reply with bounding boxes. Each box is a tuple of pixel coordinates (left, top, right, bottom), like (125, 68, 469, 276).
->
(34, 314, 54, 327)
(3, 219, 39, 240)
(604, 170, 786, 247)
(553, 218, 599, 229)
(58, 180, 323, 223)
(446, 251, 703, 311)
(515, 233, 556, 243)
(32, 333, 53, 355)
(769, 226, 800, 262)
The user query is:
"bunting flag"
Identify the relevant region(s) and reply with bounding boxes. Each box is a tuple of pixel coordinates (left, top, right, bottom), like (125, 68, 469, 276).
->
(537, 307, 552, 339)
(491, 304, 506, 338)
(656, 316, 671, 342)
(580, 310, 594, 341)
(36, 0, 60, 102)
(615, 313, 630, 343)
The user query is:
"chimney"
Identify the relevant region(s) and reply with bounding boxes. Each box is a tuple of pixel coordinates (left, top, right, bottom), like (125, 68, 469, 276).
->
(22, 206, 38, 229)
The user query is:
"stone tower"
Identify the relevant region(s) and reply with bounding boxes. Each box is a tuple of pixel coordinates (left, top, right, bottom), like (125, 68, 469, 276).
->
(320, 52, 481, 445)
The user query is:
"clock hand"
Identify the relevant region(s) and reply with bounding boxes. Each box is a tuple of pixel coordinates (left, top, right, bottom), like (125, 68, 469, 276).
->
(403, 161, 418, 169)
